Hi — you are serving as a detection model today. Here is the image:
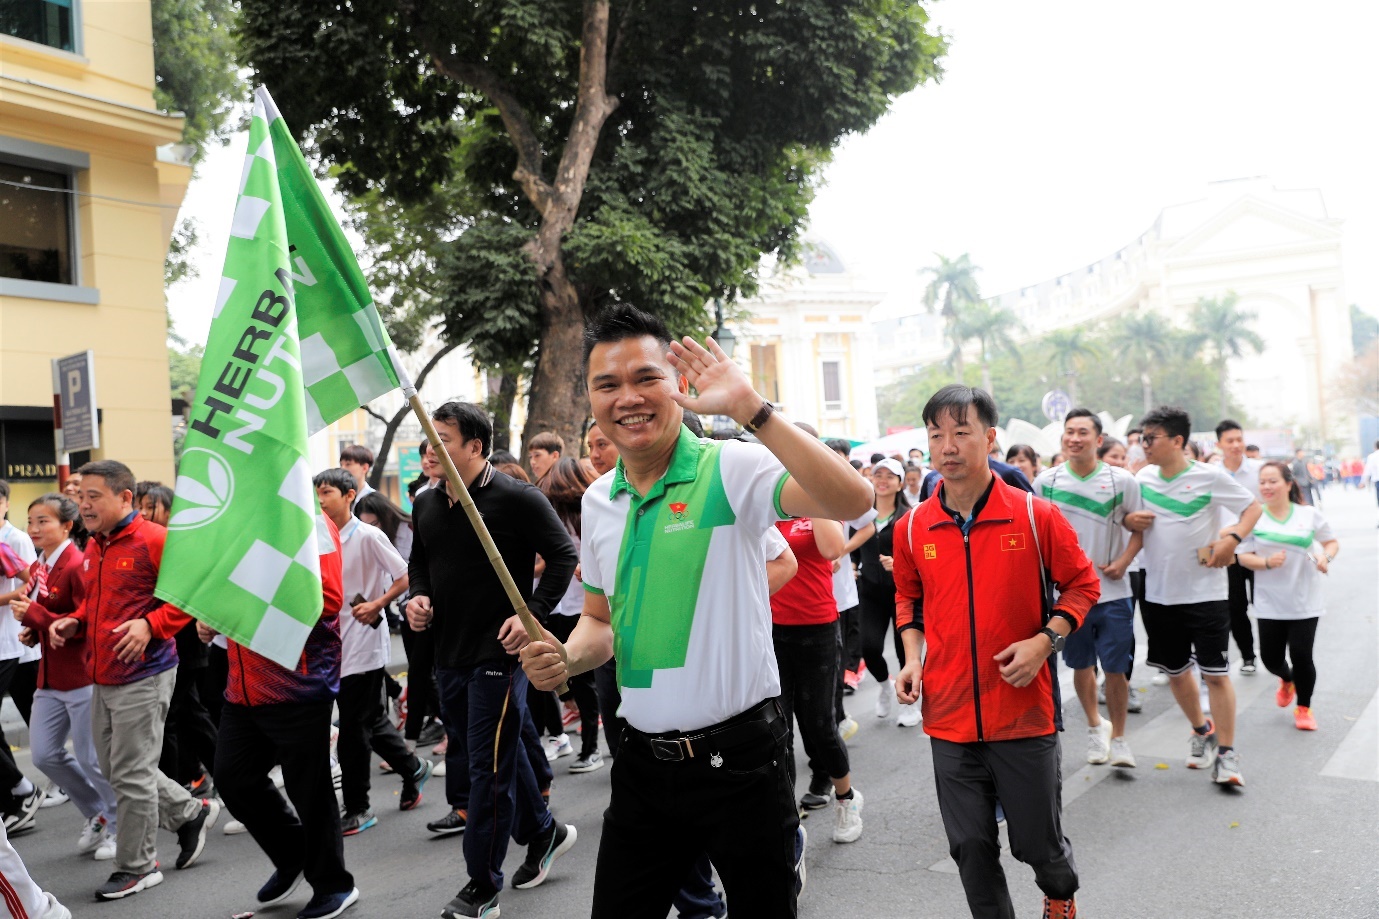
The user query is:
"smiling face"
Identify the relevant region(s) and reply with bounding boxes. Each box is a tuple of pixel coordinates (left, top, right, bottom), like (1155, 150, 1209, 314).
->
(1140, 425, 1181, 468)
(1258, 464, 1289, 504)
(586, 335, 685, 461)
(872, 468, 901, 497)
(27, 500, 71, 553)
(1062, 416, 1103, 464)
(1101, 442, 1127, 467)
(927, 408, 995, 485)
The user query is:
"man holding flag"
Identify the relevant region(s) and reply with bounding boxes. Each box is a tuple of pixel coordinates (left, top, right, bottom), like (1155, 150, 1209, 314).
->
(155, 87, 415, 919)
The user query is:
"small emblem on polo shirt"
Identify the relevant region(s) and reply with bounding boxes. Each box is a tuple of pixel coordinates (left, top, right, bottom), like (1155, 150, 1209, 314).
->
(923, 544, 937, 560)
(669, 502, 689, 520)
(116, 557, 134, 570)
(664, 502, 696, 534)
(1000, 534, 1026, 551)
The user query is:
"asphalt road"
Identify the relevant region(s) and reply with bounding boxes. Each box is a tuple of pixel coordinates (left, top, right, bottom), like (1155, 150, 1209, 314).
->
(7, 486, 1377, 919)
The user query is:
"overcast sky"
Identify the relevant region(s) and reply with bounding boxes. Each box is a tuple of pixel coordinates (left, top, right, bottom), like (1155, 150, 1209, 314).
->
(168, 0, 1378, 345)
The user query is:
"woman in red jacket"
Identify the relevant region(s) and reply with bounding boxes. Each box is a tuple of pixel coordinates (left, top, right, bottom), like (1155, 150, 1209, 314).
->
(11, 493, 119, 861)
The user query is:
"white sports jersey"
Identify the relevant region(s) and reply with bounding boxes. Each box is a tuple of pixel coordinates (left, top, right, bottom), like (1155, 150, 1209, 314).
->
(581, 426, 790, 733)
(1239, 505, 1335, 620)
(1033, 462, 1142, 602)
(834, 508, 877, 612)
(1136, 461, 1256, 605)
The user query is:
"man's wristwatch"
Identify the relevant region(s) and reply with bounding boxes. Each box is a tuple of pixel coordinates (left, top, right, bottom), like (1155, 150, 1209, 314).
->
(1038, 627, 1065, 654)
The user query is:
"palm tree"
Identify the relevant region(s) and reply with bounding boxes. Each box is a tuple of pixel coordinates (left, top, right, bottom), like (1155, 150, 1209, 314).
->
(949, 301, 1022, 394)
(922, 253, 982, 371)
(1043, 327, 1103, 405)
(1107, 311, 1169, 413)
(1188, 292, 1265, 418)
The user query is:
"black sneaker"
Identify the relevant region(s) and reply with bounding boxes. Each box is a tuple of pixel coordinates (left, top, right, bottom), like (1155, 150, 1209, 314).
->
(257, 867, 304, 906)
(427, 809, 467, 836)
(512, 822, 577, 889)
(297, 886, 359, 919)
(96, 868, 164, 900)
(3, 787, 43, 835)
(441, 880, 499, 919)
(401, 758, 433, 811)
(417, 719, 446, 747)
(175, 798, 219, 869)
(341, 810, 377, 836)
(800, 773, 833, 811)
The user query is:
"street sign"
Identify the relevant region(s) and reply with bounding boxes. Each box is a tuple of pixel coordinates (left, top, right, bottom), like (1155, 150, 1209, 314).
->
(52, 350, 99, 452)
(1041, 389, 1071, 423)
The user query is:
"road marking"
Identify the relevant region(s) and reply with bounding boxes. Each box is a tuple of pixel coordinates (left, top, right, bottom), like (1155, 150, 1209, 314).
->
(1320, 686, 1379, 783)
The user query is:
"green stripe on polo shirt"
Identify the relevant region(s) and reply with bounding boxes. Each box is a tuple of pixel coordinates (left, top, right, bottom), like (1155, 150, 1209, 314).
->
(1041, 485, 1124, 518)
(612, 438, 736, 690)
(1253, 528, 1314, 549)
(1140, 485, 1211, 518)
(582, 582, 605, 595)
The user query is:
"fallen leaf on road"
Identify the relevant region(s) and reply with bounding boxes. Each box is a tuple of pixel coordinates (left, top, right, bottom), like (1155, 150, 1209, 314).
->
(1229, 822, 1239, 828)
(1155, 763, 1169, 770)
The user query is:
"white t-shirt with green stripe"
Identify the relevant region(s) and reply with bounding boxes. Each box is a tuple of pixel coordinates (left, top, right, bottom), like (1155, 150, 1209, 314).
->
(1136, 461, 1256, 605)
(1239, 505, 1335, 620)
(581, 425, 791, 734)
(1034, 462, 1142, 602)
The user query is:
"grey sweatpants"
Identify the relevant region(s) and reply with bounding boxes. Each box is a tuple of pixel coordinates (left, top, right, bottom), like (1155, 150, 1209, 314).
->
(31, 685, 118, 832)
(931, 734, 1078, 918)
(93, 669, 202, 874)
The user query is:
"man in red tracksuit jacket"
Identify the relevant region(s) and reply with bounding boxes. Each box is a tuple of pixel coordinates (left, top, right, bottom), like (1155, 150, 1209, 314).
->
(49, 461, 217, 901)
(197, 510, 360, 919)
(892, 386, 1100, 919)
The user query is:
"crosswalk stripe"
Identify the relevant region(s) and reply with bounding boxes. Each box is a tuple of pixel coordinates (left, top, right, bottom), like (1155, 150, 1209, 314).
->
(1320, 686, 1379, 782)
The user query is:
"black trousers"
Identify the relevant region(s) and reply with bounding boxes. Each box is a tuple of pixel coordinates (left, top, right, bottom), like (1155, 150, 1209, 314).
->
(204, 644, 228, 727)
(9, 660, 36, 725)
(216, 700, 353, 897)
(547, 615, 600, 757)
(839, 603, 862, 672)
(931, 735, 1078, 918)
(159, 663, 218, 785)
(595, 658, 627, 757)
(593, 706, 798, 919)
(859, 578, 904, 682)
(337, 668, 419, 814)
(1258, 617, 1320, 707)
(526, 677, 564, 739)
(773, 622, 849, 787)
(400, 619, 440, 741)
(1227, 562, 1256, 662)
(0, 659, 25, 795)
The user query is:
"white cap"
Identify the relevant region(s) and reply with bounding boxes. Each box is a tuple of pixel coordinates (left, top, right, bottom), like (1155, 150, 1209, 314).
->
(872, 458, 905, 479)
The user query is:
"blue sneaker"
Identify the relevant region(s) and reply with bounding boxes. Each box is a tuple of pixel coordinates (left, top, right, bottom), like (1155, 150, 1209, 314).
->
(257, 868, 304, 906)
(297, 886, 359, 919)
(340, 810, 376, 836)
(794, 825, 807, 896)
(401, 758, 433, 811)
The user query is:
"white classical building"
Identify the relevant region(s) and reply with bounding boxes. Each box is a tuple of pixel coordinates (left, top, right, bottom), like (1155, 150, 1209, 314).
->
(732, 243, 885, 441)
(873, 178, 1352, 442)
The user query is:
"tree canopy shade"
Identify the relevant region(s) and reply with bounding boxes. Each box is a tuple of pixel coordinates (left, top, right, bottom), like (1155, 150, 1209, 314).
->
(237, 0, 947, 455)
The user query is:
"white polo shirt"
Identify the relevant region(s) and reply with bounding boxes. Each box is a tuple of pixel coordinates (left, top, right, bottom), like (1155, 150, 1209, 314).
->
(581, 425, 791, 733)
(1220, 456, 1263, 501)
(1239, 505, 1335, 620)
(338, 517, 407, 678)
(1136, 461, 1256, 605)
(1034, 462, 1142, 602)
(0, 521, 37, 662)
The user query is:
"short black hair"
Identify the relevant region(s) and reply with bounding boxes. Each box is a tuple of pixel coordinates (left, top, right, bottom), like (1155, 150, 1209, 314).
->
(1246, 444, 1261, 452)
(1127, 427, 1143, 437)
(77, 460, 136, 499)
(1064, 407, 1102, 436)
(922, 384, 998, 430)
(869, 453, 885, 465)
(682, 410, 706, 438)
(794, 421, 819, 439)
(0, 480, 8, 502)
(313, 468, 357, 497)
(340, 444, 374, 467)
(849, 459, 863, 470)
(143, 484, 174, 512)
(824, 438, 851, 457)
(432, 402, 493, 458)
(583, 303, 673, 370)
(1140, 405, 1191, 444)
(1214, 419, 1243, 440)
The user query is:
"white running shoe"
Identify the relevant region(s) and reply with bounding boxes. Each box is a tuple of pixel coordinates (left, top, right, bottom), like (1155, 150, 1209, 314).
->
(223, 819, 247, 836)
(1109, 737, 1137, 768)
(1086, 721, 1112, 765)
(544, 733, 573, 761)
(896, 702, 921, 728)
(1212, 748, 1245, 787)
(269, 765, 285, 789)
(831, 788, 864, 844)
(38, 892, 71, 919)
(1151, 671, 1169, 686)
(1186, 723, 1218, 769)
(432, 759, 447, 777)
(875, 678, 896, 719)
(838, 717, 859, 741)
(93, 835, 117, 860)
(40, 787, 69, 808)
(77, 815, 107, 854)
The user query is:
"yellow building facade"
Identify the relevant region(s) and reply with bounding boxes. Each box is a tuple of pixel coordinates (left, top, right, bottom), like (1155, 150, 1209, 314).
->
(0, 0, 188, 513)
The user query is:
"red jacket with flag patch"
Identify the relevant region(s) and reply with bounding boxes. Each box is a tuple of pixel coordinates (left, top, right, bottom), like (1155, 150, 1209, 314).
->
(892, 474, 1100, 743)
(20, 541, 91, 692)
(72, 513, 191, 686)
(225, 515, 344, 706)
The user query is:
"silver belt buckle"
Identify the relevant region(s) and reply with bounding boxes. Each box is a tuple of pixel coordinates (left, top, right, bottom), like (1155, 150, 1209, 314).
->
(650, 738, 684, 761)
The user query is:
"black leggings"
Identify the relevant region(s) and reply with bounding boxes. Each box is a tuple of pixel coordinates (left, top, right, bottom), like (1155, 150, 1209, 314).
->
(859, 578, 905, 683)
(773, 622, 850, 786)
(1258, 617, 1319, 707)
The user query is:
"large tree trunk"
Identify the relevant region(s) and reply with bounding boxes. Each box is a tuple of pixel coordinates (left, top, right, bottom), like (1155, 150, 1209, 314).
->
(366, 340, 461, 489)
(488, 370, 520, 454)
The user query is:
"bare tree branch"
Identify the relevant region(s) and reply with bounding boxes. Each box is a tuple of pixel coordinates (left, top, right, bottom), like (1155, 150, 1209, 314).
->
(607, 0, 638, 95)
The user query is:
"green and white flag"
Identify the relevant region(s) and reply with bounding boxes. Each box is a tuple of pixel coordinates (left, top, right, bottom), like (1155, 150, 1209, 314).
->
(155, 86, 411, 668)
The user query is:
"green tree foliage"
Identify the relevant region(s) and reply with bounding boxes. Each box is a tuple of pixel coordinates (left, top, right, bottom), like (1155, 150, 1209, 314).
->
(151, 0, 242, 160)
(1106, 311, 1168, 413)
(947, 300, 1022, 396)
(921, 252, 981, 379)
(1042, 326, 1102, 404)
(168, 343, 203, 402)
(236, 0, 947, 457)
(1187, 292, 1265, 418)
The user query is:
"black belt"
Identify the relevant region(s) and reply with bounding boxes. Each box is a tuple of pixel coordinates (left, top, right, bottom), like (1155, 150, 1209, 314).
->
(625, 699, 784, 763)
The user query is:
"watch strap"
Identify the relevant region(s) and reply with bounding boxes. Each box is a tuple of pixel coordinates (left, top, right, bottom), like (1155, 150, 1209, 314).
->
(743, 401, 774, 433)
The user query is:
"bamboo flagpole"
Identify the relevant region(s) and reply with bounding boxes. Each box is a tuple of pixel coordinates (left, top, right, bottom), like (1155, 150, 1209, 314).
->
(396, 364, 570, 696)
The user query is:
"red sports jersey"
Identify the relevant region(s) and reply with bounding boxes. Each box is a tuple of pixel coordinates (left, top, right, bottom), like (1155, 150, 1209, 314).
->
(770, 519, 838, 627)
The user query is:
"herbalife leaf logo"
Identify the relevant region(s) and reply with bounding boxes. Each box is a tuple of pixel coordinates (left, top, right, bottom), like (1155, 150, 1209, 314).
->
(169, 447, 235, 530)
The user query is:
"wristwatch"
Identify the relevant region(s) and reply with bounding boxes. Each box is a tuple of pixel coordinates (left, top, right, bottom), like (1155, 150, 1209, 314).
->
(1038, 627, 1065, 654)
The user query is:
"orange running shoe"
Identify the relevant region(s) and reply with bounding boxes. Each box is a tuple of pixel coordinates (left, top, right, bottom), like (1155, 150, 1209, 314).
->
(1275, 679, 1295, 708)
(1043, 896, 1078, 918)
(1295, 706, 1317, 731)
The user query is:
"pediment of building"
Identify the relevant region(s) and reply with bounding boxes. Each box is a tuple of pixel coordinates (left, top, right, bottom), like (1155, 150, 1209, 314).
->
(1164, 196, 1340, 260)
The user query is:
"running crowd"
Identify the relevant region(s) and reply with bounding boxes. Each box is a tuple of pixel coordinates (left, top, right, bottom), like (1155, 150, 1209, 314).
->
(0, 303, 1364, 919)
